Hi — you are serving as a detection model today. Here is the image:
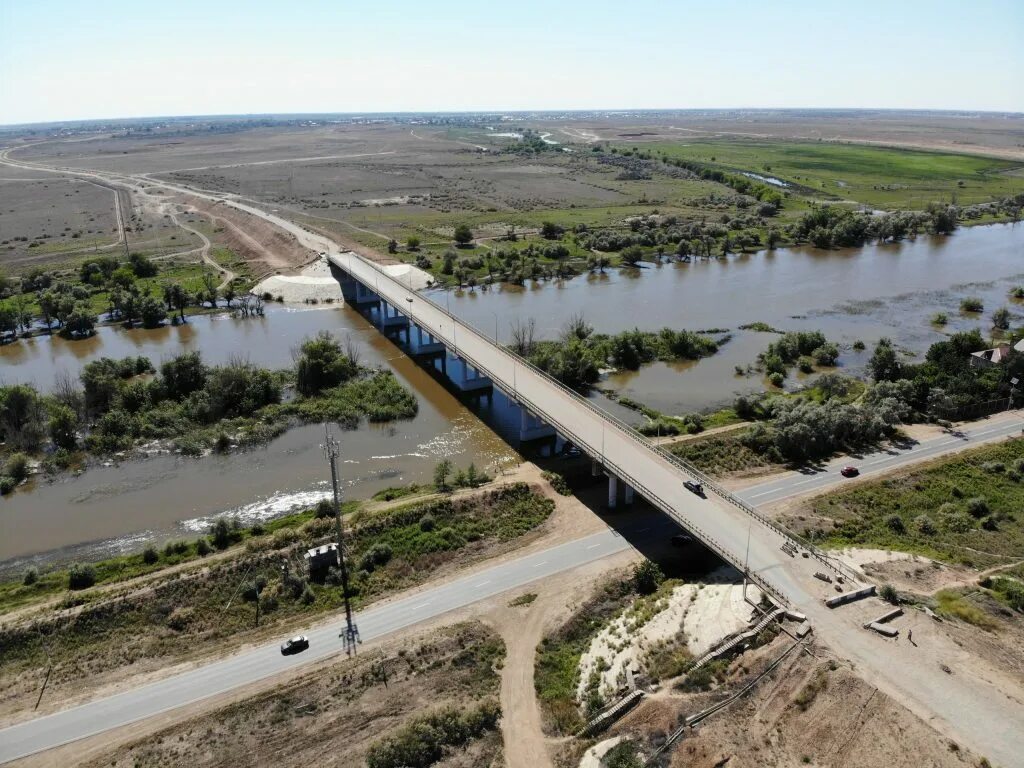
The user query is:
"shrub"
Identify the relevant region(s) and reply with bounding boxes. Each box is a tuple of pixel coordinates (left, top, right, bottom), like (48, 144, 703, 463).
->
(879, 583, 899, 603)
(981, 461, 1005, 474)
(300, 584, 316, 605)
(632, 560, 664, 595)
(931, 312, 948, 325)
(915, 515, 937, 535)
(992, 307, 1011, 330)
(0, 476, 15, 495)
(3, 452, 30, 483)
(195, 538, 212, 556)
(768, 372, 785, 387)
(419, 513, 436, 532)
(884, 514, 905, 533)
(68, 562, 97, 590)
(960, 297, 984, 313)
(966, 497, 989, 518)
(142, 545, 159, 565)
(22, 567, 38, 586)
(314, 499, 336, 519)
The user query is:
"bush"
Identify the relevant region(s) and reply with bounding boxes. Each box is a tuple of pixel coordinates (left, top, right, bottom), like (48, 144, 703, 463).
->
(960, 297, 984, 313)
(365, 701, 501, 768)
(195, 538, 212, 556)
(142, 545, 159, 565)
(3, 452, 30, 483)
(632, 560, 664, 595)
(966, 497, 989, 518)
(768, 372, 785, 387)
(884, 514, 905, 533)
(992, 307, 1011, 330)
(0, 476, 15, 495)
(418, 512, 436, 532)
(314, 499, 336, 519)
(915, 515, 937, 535)
(68, 562, 97, 590)
(22, 567, 38, 586)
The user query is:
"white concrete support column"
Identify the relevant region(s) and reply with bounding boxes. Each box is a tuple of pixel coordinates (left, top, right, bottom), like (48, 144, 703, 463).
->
(378, 301, 389, 327)
(520, 409, 529, 434)
(607, 475, 618, 509)
(592, 460, 601, 477)
(623, 484, 634, 505)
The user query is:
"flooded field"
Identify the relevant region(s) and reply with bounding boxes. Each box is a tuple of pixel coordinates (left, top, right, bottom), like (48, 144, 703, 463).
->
(2, 222, 1022, 568)
(0, 306, 517, 570)
(444, 222, 1024, 411)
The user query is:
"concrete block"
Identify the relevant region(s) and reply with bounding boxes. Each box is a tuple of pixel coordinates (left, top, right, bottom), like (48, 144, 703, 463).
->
(824, 585, 876, 608)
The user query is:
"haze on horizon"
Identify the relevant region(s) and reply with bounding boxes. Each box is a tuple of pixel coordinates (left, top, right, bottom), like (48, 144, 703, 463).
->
(1, 0, 1022, 126)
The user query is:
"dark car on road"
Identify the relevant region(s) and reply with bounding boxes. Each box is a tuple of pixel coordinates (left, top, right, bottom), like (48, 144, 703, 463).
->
(840, 466, 860, 478)
(280, 635, 310, 656)
(683, 480, 705, 497)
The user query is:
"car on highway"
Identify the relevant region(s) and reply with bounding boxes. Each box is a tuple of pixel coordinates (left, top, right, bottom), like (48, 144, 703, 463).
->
(840, 465, 859, 478)
(683, 480, 705, 497)
(280, 635, 310, 656)
(671, 533, 694, 547)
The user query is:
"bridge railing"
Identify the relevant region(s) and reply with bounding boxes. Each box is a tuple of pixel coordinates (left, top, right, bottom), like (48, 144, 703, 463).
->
(345, 256, 854, 589)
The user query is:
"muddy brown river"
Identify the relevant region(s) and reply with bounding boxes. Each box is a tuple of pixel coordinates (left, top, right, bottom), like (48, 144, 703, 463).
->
(1, 222, 1022, 568)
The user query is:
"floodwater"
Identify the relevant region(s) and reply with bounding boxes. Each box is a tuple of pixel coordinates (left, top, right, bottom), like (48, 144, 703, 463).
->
(2, 222, 1023, 567)
(443, 222, 1024, 412)
(0, 306, 517, 570)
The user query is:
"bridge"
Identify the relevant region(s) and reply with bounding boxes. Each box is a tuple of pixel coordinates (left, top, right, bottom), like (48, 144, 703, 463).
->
(328, 251, 855, 606)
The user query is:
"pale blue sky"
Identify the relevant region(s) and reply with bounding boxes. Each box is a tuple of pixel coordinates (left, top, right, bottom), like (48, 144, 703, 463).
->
(1, 0, 1021, 125)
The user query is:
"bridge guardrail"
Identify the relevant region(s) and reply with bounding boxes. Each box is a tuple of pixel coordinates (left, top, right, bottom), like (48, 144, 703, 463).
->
(345, 257, 851, 591)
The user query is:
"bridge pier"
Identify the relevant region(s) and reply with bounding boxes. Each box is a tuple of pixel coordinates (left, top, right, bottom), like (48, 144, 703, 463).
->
(519, 408, 556, 442)
(607, 475, 619, 509)
(341, 275, 380, 307)
(452, 357, 493, 394)
(408, 324, 446, 356)
(592, 460, 601, 477)
(623, 483, 634, 506)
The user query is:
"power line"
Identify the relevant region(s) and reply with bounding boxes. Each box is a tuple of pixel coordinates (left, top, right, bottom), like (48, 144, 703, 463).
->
(322, 424, 360, 655)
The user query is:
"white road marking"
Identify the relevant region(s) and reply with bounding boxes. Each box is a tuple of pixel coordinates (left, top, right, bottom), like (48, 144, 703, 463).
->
(474, 581, 491, 587)
(586, 543, 602, 550)
(532, 561, 548, 568)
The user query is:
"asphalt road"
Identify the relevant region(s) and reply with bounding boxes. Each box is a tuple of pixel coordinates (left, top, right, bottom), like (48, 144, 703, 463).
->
(2, 412, 1020, 763)
(735, 413, 1024, 507)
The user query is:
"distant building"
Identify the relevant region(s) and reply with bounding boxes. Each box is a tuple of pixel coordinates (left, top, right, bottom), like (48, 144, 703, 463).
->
(970, 344, 1012, 369)
(304, 543, 338, 577)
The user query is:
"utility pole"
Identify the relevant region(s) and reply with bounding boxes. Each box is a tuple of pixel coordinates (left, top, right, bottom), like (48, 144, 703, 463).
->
(323, 424, 360, 655)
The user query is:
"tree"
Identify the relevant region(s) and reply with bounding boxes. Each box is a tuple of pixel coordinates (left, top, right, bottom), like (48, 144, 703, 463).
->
(540, 221, 564, 240)
(128, 252, 158, 277)
(295, 331, 358, 396)
(63, 303, 97, 337)
(139, 295, 167, 328)
(0, 385, 46, 450)
(433, 459, 452, 491)
(161, 352, 208, 400)
(620, 245, 643, 266)
(37, 291, 57, 333)
(387, 239, 398, 254)
(10, 293, 33, 334)
(201, 271, 219, 307)
(48, 403, 79, 450)
(0, 305, 16, 337)
(632, 560, 664, 595)
(167, 283, 190, 322)
(992, 306, 1011, 330)
(223, 285, 236, 308)
(453, 224, 473, 246)
(868, 338, 901, 382)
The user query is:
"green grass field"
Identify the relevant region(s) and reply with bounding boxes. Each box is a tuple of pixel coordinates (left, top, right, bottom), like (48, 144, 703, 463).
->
(649, 139, 1023, 209)
(800, 439, 1024, 567)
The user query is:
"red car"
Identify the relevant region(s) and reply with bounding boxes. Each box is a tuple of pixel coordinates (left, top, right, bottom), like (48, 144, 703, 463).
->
(840, 466, 859, 478)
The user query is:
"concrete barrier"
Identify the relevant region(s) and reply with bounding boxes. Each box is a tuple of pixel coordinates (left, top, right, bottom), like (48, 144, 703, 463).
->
(865, 607, 903, 627)
(824, 585, 876, 608)
(867, 622, 899, 637)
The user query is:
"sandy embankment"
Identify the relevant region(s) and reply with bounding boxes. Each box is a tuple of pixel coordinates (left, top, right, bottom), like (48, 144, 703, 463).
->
(576, 567, 760, 701)
(252, 255, 433, 304)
